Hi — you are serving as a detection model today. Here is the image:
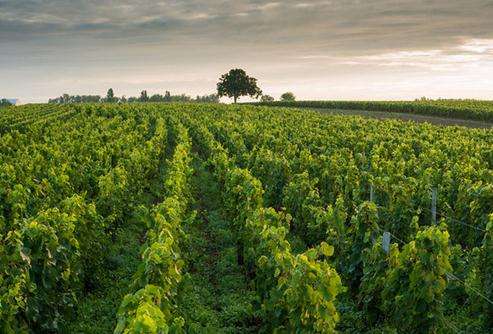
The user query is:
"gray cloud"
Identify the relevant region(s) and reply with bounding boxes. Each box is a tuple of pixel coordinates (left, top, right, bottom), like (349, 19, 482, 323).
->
(1, 0, 492, 102)
(1, 0, 492, 51)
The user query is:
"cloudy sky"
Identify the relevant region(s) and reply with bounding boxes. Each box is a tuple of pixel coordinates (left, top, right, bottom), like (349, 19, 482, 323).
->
(1, 0, 493, 103)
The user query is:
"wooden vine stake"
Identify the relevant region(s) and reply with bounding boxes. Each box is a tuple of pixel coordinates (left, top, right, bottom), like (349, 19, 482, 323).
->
(382, 231, 391, 254)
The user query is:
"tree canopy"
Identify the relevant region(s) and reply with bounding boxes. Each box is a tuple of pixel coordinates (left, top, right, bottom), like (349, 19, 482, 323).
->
(48, 91, 218, 104)
(217, 69, 262, 103)
(0, 99, 13, 108)
(106, 88, 117, 103)
(261, 95, 275, 102)
(280, 92, 296, 102)
(139, 90, 149, 102)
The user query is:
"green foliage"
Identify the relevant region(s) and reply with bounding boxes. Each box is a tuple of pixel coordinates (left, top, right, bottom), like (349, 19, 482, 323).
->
(482, 217, 493, 320)
(114, 284, 184, 334)
(0, 104, 175, 331)
(217, 69, 262, 103)
(382, 225, 452, 332)
(323, 196, 347, 255)
(282, 172, 328, 244)
(0, 99, 13, 108)
(254, 99, 493, 121)
(0, 196, 100, 332)
(266, 246, 341, 333)
(139, 90, 149, 102)
(358, 239, 396, 326)
(224, 168, 263, 230)
(49, 94, 101, 103)
(48, 92, 218, 104)
(260, 95, 274, 102)
(220, 164, 343, 332)
(182, 103, 492, 331)
(280, 92, 296, 102)
(106, 88, 117, 103)
(345, 202, 380, 290)
(0, 102, 491, 333)
(245, 209, 343, 333)
(115, 122, 192, 333)
(191, 115, 345, 331)
(473, 214, 493, 327)
(248, 147, 290, 207)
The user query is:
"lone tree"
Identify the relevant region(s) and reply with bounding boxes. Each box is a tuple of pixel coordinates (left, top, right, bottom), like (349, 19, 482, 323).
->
(280, 92, 296, 102)
(217, 69, 262, 103)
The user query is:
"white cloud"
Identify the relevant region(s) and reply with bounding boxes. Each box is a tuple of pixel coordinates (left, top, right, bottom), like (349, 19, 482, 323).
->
(361, 50, 443, 61)
(256, 2, 281, 11)
(2, 1, 493, 101)
(294, 3, 316, 8)
(187, 13, 215, 20)
(458, 39, 493, 54)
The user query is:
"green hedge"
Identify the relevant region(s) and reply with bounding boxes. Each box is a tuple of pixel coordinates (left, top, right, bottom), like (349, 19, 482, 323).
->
(251, 100, 493, 122)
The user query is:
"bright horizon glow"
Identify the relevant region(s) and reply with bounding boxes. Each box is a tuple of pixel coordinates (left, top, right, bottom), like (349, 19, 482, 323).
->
(1, 1, 492, 103)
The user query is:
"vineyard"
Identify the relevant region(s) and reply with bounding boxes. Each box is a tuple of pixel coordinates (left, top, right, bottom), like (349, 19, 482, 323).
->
(254, 100, 493, 122)
(0, 103, 492, 333)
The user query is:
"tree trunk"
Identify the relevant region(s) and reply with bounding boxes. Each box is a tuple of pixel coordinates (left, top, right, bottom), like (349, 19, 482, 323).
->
(237, 239, 244, 266)
(234, 96, 238, 104)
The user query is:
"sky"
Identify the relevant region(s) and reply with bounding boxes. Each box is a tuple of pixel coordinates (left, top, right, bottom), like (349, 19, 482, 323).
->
(1, 0, 493, 103)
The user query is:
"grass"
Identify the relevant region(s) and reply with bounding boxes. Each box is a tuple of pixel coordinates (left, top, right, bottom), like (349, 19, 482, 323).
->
(176, 155, 259, 333)
(60, 220, 146, 333)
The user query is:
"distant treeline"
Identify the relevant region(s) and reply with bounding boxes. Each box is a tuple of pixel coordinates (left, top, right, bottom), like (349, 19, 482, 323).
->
(0, 99, 13, 108)
(48, 90, 219, 104)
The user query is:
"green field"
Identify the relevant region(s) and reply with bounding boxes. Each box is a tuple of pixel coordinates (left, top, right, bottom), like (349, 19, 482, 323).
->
(1, 103, 492, 333)
(254, 99, 493, 122)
